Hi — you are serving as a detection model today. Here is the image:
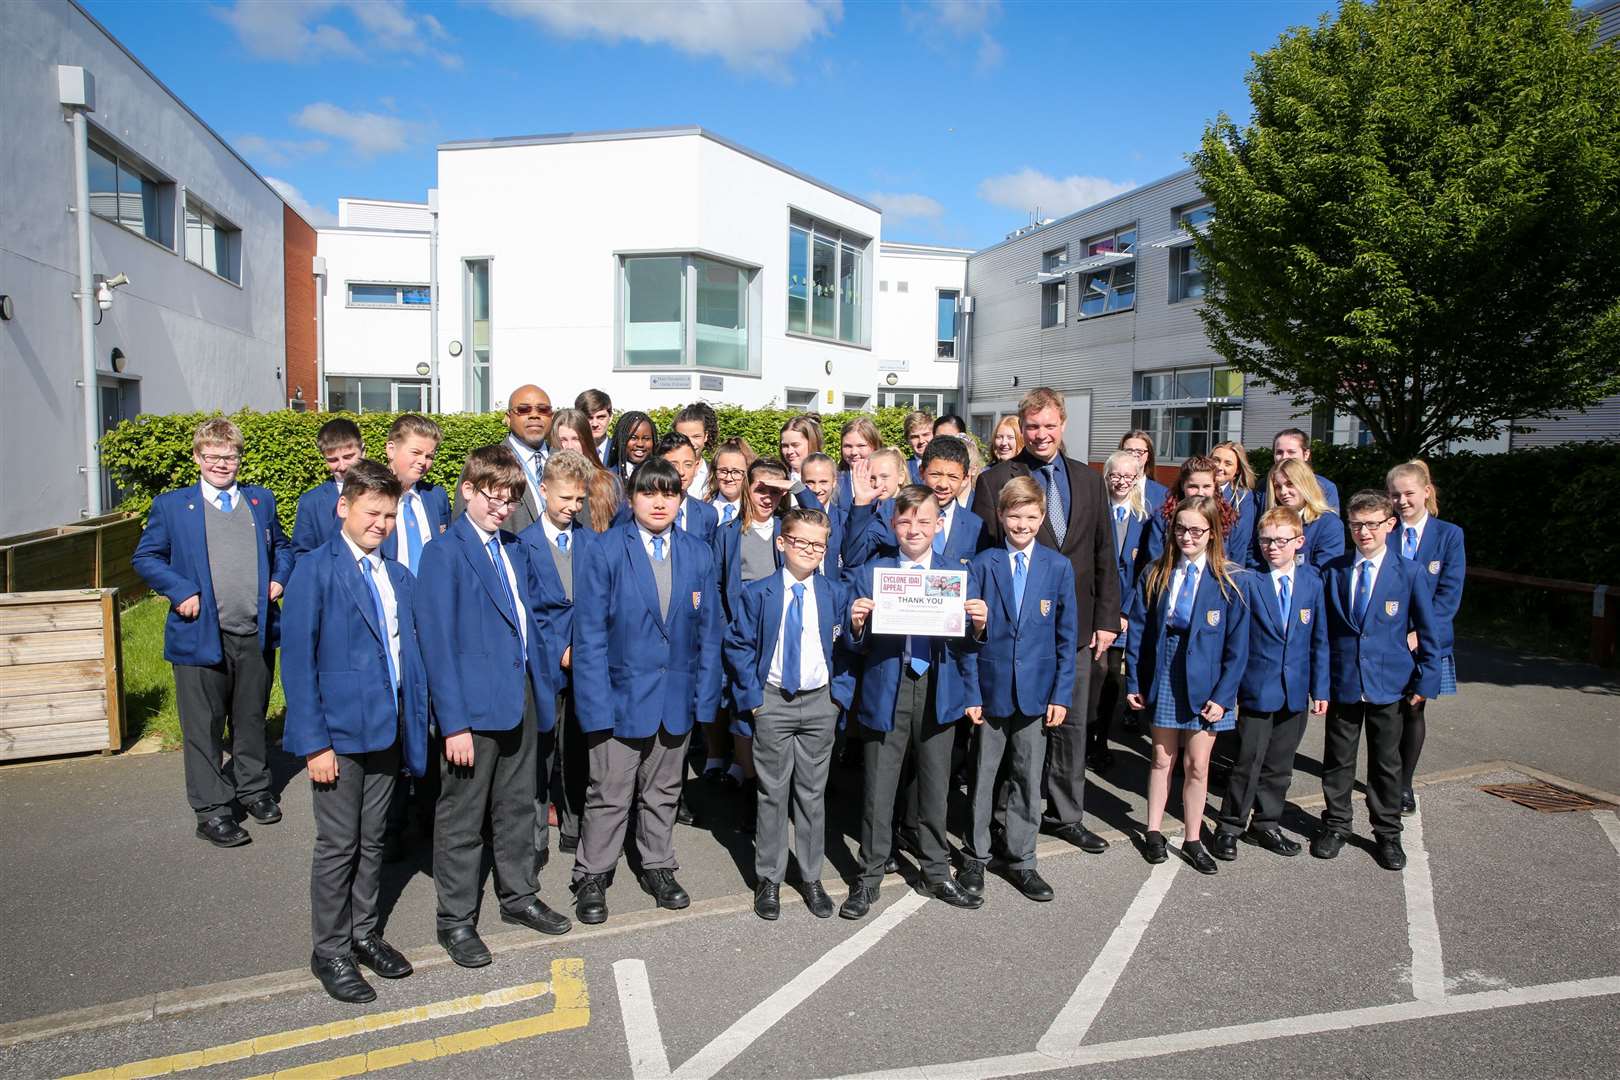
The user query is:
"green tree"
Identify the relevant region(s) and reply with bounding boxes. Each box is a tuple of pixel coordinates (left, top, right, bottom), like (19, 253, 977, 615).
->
(1192, 0, 1620, 457)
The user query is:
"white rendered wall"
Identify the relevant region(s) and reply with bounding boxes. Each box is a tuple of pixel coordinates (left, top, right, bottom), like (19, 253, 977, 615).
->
(317, 228, 433, 380)
(873, 243, 968, 395)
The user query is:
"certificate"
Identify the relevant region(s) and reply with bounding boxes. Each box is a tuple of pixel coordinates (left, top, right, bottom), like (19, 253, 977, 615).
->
(871, 567, 967, 637)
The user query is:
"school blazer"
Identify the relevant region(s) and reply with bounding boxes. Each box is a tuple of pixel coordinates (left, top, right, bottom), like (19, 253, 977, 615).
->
(1124, 563, 1251, 715)
(714, 490, 821, 624)
(966, 546, 1078, 718)
(796, 487, 849, 581)
(846, 556, 981, 732)
(132, 484, 294, 666)
(612, 495, 719, 546)
(1386, 519, 1465, 659)
(572, 523, 723, 738)
(516, 519, 597, 682)
(280, 536, 431, 776)
(722, 572, 856, 714)
(1238, 567, 1330, 713)
(1299, 511, 1346, 571)
(291, 480, 342, 559)
(1322, 554, 1441, 704)
(412, 515, 555, 737)
(841, 500, 983, 572)
(1226, 487, 1262, 570)
(380, 481, 451, 563)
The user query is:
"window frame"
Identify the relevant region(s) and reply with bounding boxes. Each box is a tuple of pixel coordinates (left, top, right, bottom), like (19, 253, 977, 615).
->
(323, 375, 433, 414)
(1170, 203, 1213, 304)
(1041, 279, 1067, 329)
(783, 387, 819, 413)
(1077, 224, 1138, 320)
(785, 210, 873, 349)
(182, 194, 243, 286)
(936, 289, 960, 358)
(615, 249, 762, 376)
(345, 281, 431, 308)
(1129, 363, 1244, 462)
(87, 135, 175, 250)
(462, 256, 494, 413)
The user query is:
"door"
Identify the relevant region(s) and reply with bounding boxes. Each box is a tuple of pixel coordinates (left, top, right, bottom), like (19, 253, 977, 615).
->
(98, 381, 133, 509)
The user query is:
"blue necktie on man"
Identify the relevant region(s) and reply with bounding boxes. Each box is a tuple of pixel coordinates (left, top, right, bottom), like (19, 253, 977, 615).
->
(781, 582, 804, 695)
(218, 490, 232, 512)
(1043, 464, 1067, 545)
(486, 535, 522, 637)
(359, 559, 398, 697)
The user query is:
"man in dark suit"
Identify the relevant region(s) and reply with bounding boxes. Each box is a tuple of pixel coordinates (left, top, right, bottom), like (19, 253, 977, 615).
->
(970, 387, 1120, 854)
(455, 383, 554, 534)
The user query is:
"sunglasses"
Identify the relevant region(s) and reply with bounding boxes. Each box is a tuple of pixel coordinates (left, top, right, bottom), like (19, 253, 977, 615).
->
(509, 403, 553, 417)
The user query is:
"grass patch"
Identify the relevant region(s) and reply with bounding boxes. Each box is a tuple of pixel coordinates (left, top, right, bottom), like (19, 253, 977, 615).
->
(121, 596, 286, 748)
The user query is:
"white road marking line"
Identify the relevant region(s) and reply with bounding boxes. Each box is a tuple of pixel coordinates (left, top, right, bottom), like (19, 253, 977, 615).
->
(1593, 810, 1620, 858)
(614, 960, 673, 1080)
(1400, 807, 1447, 1002)
(1034, 858, 1179, 1058)
(825, 975, 1620, 1080)
(668, 889, 929, 1080)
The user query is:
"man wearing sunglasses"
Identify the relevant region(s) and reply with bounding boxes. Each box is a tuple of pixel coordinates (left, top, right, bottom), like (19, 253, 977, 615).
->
(455, 384, 554, 533)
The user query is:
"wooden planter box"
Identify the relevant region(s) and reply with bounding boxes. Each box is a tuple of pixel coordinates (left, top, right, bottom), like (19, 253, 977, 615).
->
(0, 589, 126, 761)
(0, 514, 147, 602)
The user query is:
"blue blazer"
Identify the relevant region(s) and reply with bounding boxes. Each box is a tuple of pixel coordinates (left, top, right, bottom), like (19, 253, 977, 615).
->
(1387, 518, 1465, 660)
(1238, 566, 1330, 713)
(1111, 507, 1157, 604)
(796, 486, 849, 581)
(280, 536, 431, 776)
(967, 545, 1078, 717)
(132, 484, 293, 666)
(291, 480, 341, 559)
(412, 515, 555, 737)
(613, 494, 718, 546)
(1225, 487, 1262, 570)
(846, 555, 981, 732)
(516, 519, 597, 683)
(1144, 477, 1169, 512)
(1124, 562, 1251, 715)
(572, 523, 723, 738)
(722, 572, 856, 714)
(1323, 553, 1440, 704)
(1299, 511, 1346, 571)
(841, 500, 983, 572)
(907, 458, 923, 484)
(379, 481, 451, 564)
(713, 491, 821, 623)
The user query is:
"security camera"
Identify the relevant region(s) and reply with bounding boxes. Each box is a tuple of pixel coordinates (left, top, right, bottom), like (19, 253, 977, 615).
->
(94, 272, 130, 311)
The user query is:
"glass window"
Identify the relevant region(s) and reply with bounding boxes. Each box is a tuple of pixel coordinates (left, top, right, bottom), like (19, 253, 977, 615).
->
(1175, 368, 1211, 400)
(1042, 280, 1066, 328)
(787, 215, 870, 345)
(1079, 224, 1138, 318)
(844, 393, 870, 411)
(1130, 364, 1243, 460)
(1182, 205, 1215, 230)
(838, 242, 861, 344)
(1212, 369, 1243, 398)
(695, 257, 747, 371)
(466, 259, 492, 411)
(396, 382, 429, 411)
(88, 145, 118, 220)
(401, 286, 432, 306)
(788, 227, 810, 334)
(811, 237, 837, 338)
(784, 388, 817, 411)
(1174, 247, 1207, 302)
(88, 141, 170, 246)
(360, 378, 391, 415)
(325, 377, 429, 414)
(619, 254, 756, 371)
(623, 256, 685, 367)
(937, 290, 958, 357)
(1042, 246, 1067, 273)
(348, 283, 430, 307)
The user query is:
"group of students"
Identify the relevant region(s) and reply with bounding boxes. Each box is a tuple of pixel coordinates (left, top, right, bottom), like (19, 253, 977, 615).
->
(130, 387, 1463, 1006)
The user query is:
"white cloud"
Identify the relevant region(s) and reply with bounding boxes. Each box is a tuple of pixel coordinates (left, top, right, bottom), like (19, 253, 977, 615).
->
(486, 0, 841, 76)
(233, 134, 329, 167)
(868, 191, 946, 225)
(214, 1, 461, 67)
(293, 103, 411, 157)
(976, 169, 1137, 218)
(265, 176, 337, 226)
(903, 0, 1003, 72)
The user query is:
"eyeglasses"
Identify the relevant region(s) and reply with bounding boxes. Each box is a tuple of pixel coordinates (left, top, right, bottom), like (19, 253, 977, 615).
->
(1104, 472, 1138, 483)
(475, 489, 517, 511)
(1123, 447, 1148, 457)
(200, 453, 241, 465)
(1172, 525, 1210, 539)
(716, 468, 746, 480)
(1348, 517, 1394, 534)
(509, 403, 553, 417)
(782, 536, 828, 556)
(1258, 535, 1301, 547)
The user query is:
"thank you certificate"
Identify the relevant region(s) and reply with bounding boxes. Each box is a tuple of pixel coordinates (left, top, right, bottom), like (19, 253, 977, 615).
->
(872, 567, 967, 637)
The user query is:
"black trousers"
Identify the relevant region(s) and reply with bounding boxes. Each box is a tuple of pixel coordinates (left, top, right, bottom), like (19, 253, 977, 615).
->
(173, 631, 272, 821)
(1087, 646, 1128, 756)
(551, 688, 588, 842)
(858, 669, 956, 889)
(1215, 707, 1307, 834)
(1041, 649, 1103, 829)
(310, 744, 398, 958)
(1399, 697, 1427, 790)
(1321, 701, 1404, 840)
(433, 690, 540, 931)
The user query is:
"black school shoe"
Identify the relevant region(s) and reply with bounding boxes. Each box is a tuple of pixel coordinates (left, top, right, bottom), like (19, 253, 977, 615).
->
(1137, 830, 1168, 864)
(353, 934, 413, 978)
(1401, 788, 1419, 816)
(754, 880, 781, 921)
(1182, 841, 1219, 875)
(312, 954, 375, 1004)
(245, 795, 282, 824)
(1210, 832, 1240, 862)
(956, 860, 986, 898)
(574, 874, 609, 925)
(640, 869, 690, 910)
(197, 815, 250, 847)
(801, 881, 835, 919)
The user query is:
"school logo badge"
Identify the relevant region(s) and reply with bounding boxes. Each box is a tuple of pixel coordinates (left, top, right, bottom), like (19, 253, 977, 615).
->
(1428, 560, 1441, 575)
(692, 591, 702, 610)
(832, 623, 842, 640)
(1040, 599, 1051, 617)
(1131, 547, 1139, 560)
(1206, 610, 1221, 627)
(1299, 608, 1312, 625)
(1385, 600, 1399, 617)
(440, 523, 449, 534)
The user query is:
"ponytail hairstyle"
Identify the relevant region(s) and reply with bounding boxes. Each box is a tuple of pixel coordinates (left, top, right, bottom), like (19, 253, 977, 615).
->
(1386, 459, 1440, 517)
(1143, 495, 1243, 604)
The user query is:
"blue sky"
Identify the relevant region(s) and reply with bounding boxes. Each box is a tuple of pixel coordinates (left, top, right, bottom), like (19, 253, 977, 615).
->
(83, 0, 1332, 249)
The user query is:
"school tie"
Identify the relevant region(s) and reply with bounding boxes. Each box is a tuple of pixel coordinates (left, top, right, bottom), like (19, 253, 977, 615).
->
(217, 490, 232, 512)
(678, 502, 687, 532)
(1043, 464, 1067, 545)
(1353, 560, 1373, 628)
(721, 504, 735, 525)
(1277, 574, 1291, 632)
(518, 448, 541, 505)
(652, 535, 665, 561)
(907, 562, 930, 677)
(1170, 562, 1199, 631)
(486, 535, 521, 631)
(1012, 550, 1027, 617)
(401, 494, 423, 575)
(932, 515, 947, 555)
(556, 531, 569, 552)
(1402, 526, 1418, 560)
(360, 559, 398, 695)
(781, 582, 805, 696)
(1113, 505, 1128, 555)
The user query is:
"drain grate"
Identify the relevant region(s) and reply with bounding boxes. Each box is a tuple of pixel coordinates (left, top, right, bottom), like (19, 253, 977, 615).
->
(1478, 781, 1614, 813)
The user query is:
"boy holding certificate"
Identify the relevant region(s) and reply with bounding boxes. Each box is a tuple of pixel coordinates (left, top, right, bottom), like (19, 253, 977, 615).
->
(840, 486, 986, 919)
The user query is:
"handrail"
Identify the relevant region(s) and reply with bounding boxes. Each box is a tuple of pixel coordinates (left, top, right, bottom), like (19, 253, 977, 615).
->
(1465, 567, 1616, 665)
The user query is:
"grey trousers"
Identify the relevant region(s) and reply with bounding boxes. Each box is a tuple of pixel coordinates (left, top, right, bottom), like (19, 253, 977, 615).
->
(433, 690, 540, 932)
(752, 684, 839, 884)
(858, 669, 956, 889)
(310, 744, 399, 958)
(1040, 649, 1102, 829)
(174, 631, 273, 821)
(968, 714, 1046, 870)
(573, 727, 689, 881)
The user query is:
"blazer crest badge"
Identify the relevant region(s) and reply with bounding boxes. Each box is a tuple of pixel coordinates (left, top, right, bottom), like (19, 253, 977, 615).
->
(1040, 599, 1051, 617)
(1206, 610, 1221, 627)
(1385, 600, 1400, 617)
(1428, 560, 1441, 575)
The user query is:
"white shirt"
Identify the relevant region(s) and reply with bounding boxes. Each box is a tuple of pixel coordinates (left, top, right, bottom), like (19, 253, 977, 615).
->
(768, 569, 828, 692)
(199, 477, 241, 510)
(747, 517, 775, 544)
(343, 533, 401, 681)
(596, 435, 612, 461)
(540, 515, 574, 551)
(1167, 552, 1209, 614)
(1352, 546, 1388, 600)
(687, 459, 710, 501)
(469, 520, 526, 649)
(506, 435, 548, 514)
(637, 523, 675, 564)
(395, 488, 434, 573)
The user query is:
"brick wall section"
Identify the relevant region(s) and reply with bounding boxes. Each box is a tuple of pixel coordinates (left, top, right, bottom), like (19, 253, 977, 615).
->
(282, 205, 319, 410)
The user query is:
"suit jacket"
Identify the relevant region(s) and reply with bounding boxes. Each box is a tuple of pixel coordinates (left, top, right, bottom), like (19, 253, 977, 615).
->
(572, 523, 722, 738)
(1386, 518, 1465, 659)
(723, 571, 856, 714)
(841, 499, 982, 573)
(1322, 553, 1440, 704)
(713, 490, 822, 624)
(612, 494, 719, 546)
(971, 450, 1119, 640)
(453, 438, 547, 534)
(291, 480, 342, 560)
(1238, 565, 1330, 713)
(411, 514, 555, 736)
(967, 545, 1079, 717)
(517, 518, 597, 683)
(846, 555, 980, 732)
(1124, 562, 1250, 715)
(132, 484, 294, 666)
(280, 535, 431, 776)
(381, 481, 451, 564)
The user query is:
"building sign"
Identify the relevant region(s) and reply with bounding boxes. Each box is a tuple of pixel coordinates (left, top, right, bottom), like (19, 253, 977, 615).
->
(878, 357, 910, 372)
(649, 374, 692, 390)
(700, 375, 724, 392)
